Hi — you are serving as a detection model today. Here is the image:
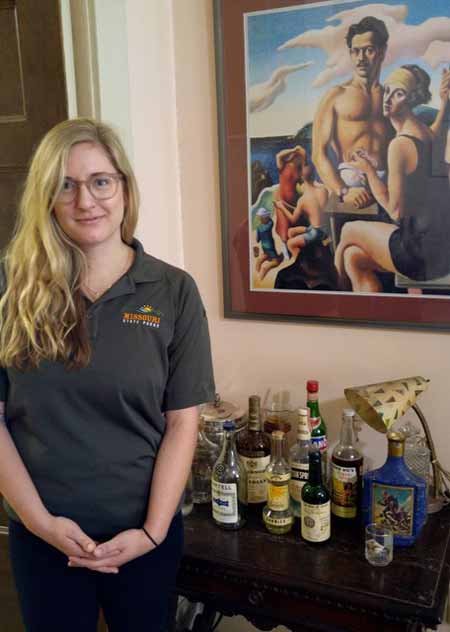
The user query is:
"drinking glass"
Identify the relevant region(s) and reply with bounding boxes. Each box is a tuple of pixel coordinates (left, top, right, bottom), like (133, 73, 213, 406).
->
(365, 523, 393, 567)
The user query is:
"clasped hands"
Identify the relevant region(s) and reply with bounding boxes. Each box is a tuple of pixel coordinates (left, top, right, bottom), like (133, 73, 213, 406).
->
(39, 515, 156, 574)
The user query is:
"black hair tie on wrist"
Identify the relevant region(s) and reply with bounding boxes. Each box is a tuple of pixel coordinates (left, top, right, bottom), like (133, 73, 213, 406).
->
(142, 526, 159, 547)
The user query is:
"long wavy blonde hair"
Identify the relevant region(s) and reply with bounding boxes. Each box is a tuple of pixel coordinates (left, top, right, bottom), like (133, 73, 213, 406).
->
(0, 118, 139, 369)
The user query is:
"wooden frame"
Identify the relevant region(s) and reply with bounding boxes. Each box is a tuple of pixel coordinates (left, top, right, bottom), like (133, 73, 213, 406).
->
(214, 0, 450, 329)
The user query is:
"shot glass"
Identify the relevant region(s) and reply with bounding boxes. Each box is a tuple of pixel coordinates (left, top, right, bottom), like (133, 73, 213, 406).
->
(365, 523, 393, 567)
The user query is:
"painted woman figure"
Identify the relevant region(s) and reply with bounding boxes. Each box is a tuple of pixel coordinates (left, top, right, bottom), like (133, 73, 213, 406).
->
(334, 65, 450, 292)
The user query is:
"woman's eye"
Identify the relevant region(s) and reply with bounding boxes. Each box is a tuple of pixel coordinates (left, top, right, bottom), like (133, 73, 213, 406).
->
(93, 177, 111, 188)
(62, 179, 76, 191)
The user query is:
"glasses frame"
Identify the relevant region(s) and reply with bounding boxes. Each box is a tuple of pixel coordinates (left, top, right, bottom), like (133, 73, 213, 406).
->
(56, 172, 124, 204)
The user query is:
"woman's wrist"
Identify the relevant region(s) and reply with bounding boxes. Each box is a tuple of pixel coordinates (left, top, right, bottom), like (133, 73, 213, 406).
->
(141, 525, 159, 547)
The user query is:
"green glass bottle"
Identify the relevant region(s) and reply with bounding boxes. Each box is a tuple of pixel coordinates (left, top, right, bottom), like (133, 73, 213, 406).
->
(263, 431, 293, 534)
(301, 450, 330, 543)
(306, 380, 328, 483)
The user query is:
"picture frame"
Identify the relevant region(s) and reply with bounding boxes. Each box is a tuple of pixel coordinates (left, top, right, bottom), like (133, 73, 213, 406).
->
(214, 0, 450, 329)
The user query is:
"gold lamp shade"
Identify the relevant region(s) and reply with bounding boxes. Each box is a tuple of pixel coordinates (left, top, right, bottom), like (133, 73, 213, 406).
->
(344, 376, 429, 433)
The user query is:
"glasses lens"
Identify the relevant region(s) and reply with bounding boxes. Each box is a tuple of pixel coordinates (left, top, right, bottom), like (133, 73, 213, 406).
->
(58, 178, 77, 202)
(89, 174, 117, 199)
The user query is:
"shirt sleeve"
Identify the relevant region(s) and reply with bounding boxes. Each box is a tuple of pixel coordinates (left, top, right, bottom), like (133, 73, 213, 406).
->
(0, 367, 8, 402)
(163, 273, 215, 411)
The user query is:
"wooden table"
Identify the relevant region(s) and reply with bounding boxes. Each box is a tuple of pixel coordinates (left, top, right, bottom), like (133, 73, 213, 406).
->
(173, 504, 450, 631)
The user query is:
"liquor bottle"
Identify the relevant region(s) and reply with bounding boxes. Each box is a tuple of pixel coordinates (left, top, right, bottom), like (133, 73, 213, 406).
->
(306, 380, 328, 483)
(191, 425, 220, 504)
(211, 420, 247, 529)
(289, 407, 311, 518)
(263, 431, 293, 534)
(236, 395, 271, 512)
(362, 431, 427, 547)
(301, 450, 330, 543)
(331, 408, 363, 520)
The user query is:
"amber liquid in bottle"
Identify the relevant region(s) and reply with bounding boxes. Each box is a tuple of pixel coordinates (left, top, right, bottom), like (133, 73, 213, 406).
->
(237, 395, 271, 513)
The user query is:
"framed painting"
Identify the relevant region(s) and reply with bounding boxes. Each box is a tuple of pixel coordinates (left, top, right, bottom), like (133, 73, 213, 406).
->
(214, 0, 450, 329)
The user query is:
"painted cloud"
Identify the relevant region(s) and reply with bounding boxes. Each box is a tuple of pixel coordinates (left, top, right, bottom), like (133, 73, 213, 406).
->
(248, 62, 313, 113)
(278, 3, 450, 88)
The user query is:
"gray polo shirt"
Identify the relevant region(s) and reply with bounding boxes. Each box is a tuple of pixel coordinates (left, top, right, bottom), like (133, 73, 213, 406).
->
(0, 239, 215, 535)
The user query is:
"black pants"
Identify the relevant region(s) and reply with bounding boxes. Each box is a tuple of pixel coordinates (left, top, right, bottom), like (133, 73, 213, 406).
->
(8, 513, 183, 632)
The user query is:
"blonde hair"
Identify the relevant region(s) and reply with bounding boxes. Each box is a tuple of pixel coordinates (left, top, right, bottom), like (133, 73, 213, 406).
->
(0, 117, 139, 369)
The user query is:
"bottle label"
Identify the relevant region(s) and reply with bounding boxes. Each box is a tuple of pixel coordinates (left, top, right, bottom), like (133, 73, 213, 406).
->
(311, 435, 328, 453)
(211, 480, 238, 524)
(264, 514, 293, 528)
(268, 482, 290, 511)
(240, 455, 270, 503)
(290, 462, 309, 502)
(310, 416, 321, 430)
(371, 483, 415, 536)
(331, 463, 358, 518)
(301, 501, 331, 542)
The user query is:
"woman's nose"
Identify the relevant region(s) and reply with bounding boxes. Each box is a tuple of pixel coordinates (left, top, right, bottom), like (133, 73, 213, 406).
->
(76, 183, 96, 208)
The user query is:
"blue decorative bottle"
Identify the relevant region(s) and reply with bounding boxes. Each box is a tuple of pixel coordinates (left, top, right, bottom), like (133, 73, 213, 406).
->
(362, 431, 427, 547)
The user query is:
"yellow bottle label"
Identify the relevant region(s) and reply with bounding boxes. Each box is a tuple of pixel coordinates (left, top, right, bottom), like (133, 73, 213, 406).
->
(301, 501, 331, 542)
(268, 482, 289, 510)
(240, 455, 270, 503)
(331, 463, 358, 518)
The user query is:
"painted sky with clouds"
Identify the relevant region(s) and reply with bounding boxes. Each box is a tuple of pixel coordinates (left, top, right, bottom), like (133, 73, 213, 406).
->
(245, 0, 450, 137)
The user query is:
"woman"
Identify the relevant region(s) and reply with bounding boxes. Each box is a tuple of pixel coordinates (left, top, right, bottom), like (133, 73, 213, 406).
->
(334, 65, 450, 292)
(0, 118, 215, 631)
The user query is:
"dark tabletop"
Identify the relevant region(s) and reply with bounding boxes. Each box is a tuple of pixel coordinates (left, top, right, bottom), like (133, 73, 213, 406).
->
(178, 504, 450, 630)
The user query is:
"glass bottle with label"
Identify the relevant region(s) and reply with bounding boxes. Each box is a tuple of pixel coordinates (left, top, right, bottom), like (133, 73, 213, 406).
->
(362, 431, 427, 547)
(306, 380, 328, 483)
(211, 420, 247, 530)
(263, 431, 293, 534)
(301, 450, 330, 543)
(191, 425, 220, 504)
(331, 408, 363, 520)
(236, 395, 271, 513)
(289, 407, 311, 518)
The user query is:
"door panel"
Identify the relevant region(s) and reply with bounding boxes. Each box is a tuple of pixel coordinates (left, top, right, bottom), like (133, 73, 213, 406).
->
(0, 1, 68, 630)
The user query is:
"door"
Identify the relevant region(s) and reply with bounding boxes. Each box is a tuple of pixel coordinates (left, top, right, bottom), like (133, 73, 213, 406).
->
(0, 1, 67, 629)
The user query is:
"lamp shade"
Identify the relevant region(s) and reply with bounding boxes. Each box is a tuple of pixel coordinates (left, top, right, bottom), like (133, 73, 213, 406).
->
(344, 376, 429, 433)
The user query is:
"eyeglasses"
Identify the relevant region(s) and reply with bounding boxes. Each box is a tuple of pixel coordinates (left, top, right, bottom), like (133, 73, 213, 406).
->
(56, 173, 124, 203)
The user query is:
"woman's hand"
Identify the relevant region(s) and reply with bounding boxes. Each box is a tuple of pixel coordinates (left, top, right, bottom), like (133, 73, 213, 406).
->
(36, 515, 98, 558)
(67, 528, 155, 573)
(349, 149, 377, 173)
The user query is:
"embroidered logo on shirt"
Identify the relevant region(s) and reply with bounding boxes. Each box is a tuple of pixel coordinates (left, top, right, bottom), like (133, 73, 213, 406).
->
(122, 305, 163, 328)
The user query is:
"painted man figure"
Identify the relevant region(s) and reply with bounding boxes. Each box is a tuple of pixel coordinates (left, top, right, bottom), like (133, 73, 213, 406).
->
(312, 16, 394, 209)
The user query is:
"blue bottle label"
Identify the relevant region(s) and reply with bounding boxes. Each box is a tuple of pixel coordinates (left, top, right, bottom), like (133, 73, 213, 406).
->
(372, 483, 415, 536)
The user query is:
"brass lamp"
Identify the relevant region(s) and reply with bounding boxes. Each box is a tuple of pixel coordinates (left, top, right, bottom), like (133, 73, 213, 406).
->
(344, 376, 450, 513)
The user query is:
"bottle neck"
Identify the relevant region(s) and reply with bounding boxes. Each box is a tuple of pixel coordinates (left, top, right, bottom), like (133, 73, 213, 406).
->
(307, 396, 320, 418)
(297, 416, 311, 442)
(221, 430, 237, 462)
(248, 415, 263, 432)
(308, 453, 323, 485)
(270, 436, 284, 463)
(339, 416, 355, 448)
(387, 439, 405, 458)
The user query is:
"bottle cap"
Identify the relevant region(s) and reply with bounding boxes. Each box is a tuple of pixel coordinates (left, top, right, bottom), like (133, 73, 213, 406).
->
(223, 420, 236, 432)
(306, 380, 319, 393)
(298, 407, 309, 417)
(343, 408, 355, 418)
(272, 430, 284, 439)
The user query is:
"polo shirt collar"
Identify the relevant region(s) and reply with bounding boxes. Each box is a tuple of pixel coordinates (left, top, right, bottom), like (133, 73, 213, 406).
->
(90, 239, 163, 305)
(129, 238, 164, 283)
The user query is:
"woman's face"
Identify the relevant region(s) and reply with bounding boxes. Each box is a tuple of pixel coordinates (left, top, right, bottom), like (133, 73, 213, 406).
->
(53, 142, 126, 251)
(383, 82, 409, 118)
